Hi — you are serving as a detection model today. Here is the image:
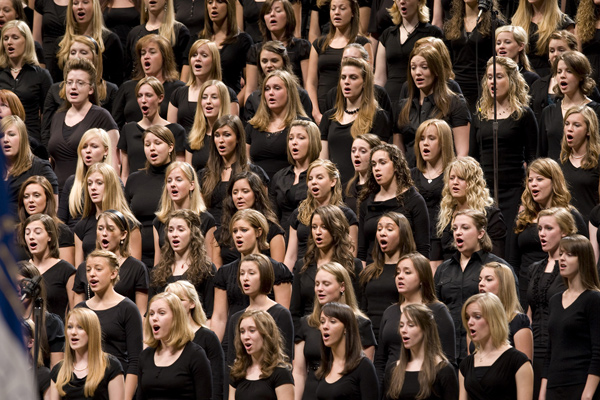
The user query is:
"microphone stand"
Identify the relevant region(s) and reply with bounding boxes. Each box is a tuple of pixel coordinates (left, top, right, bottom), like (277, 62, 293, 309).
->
(32, 296, 43, 374)
(491, 6, 499, 206)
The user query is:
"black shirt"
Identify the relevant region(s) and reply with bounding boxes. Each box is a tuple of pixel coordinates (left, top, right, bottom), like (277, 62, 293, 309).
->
(383, 361, 458, 400)
(315, 357, 379, 400)
(527, 16, 574, 77)
(231, 366, 294, 400)
(175, 0, 205, 38)
(34, 0, 67, 77)
(324, 84, 393, 122)
(42, 259, 76, 320)
(269, 165, 308, 234)
(103, 6, 140, 50)
(560, 159, 600, 224)
(360, 263, 400, 340)
(51, 354, 123, 400)
(193, 327, 224, 400)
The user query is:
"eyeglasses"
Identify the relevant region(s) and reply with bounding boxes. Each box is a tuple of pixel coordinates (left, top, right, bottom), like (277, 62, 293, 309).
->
(65, 80, 91, 88)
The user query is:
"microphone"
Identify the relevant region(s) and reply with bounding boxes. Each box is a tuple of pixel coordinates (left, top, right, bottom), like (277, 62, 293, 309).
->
(477, 0, 492, 21)
(20, 276, 42, 301)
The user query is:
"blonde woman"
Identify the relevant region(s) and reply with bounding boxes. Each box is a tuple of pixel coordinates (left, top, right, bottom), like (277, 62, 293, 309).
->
(495, 25, 540, 87)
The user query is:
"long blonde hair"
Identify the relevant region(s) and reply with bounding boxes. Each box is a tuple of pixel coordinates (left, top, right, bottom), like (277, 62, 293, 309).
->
(495, 25, 533, 72)
(0, 21, 38, 67)
(560, 105, 600, 169)
(140, 0, 179, 44)
(575, 0, 598, 45)
(155, 161, 207, 222)
(1, 116, 32, 177)
(297, 159, 344, 226)
(165, 280, 208, 328)
(512, 0, 567, 55)
(480, 262, 522, 321)
(188, 80, 231, 150)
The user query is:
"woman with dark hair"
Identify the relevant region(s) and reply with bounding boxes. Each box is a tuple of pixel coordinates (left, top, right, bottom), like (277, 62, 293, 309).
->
(540, 237, 600, 399)
(357, 143, 430, 262)
(375, 253, 455, 386)
(538, 51, 600, 160)
(320, 56, 392, 184)
(218, 171, 285, 265)
(315, 302, 378, 400)
(384, 303, 458, 400)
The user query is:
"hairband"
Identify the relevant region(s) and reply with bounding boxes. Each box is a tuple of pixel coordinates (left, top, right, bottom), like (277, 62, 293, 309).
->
(104, 209, 129, 230)
(84, 35, 99, 54)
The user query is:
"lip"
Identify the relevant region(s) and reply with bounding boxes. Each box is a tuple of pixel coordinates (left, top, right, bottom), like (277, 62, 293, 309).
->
(171, 239, 180, 247)
(88, 279, 99, 287)
(455, 237, 464, 248)
(141, 105, 150, 115)
(152, 324, 160, 336)
(28, 241, 37, 251)
(100, 238, 110, 249)
(235, 239, 244, 248)
(27, 204, 38, 212)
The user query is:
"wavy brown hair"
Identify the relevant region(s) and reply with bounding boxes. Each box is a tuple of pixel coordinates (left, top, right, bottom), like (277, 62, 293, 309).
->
(444, 0, 503, 40)
(559, 235, 600, 290)
(132, 34, 179, 81)
(319, 0, 362, 52)
(551, 51, 596, 97)
(575, 0, 599, 45)
(297, 159, 345, 226)
(200, 0, 240, 45)
(396, 253, 439, 304)
(560, 105, 600, 170)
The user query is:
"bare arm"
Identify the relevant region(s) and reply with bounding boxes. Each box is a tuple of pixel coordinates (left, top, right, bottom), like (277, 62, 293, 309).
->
(74, 236, 84, 270)
(300, 59, 309, 90)
(212, 288, 229, 341)
(459, 371, 468, 400)
(363, 345, 375, 361)
(359, 7, 370, 37)
(107, 129, 121, 172)
(59, 246, 75, 266)
(167, 103, 178, 124)
(120, 151, 130, 183)
(246, 143, 252, 161)
(515, 362, 534, 400)
(33, 11, 42, 44)
(135, 291, 148, 317)
(319, 140, 329, 160)
(185, 150, 193, 164)
(527, 306, 532, 324)
(129, 228, 142, 260)
(432, 0, 444, 28)
(66, 274, 76, 310)
(275, 384, 295, 400)
(293, 1, 302, 38)
(308, 10, 320, 44)
(124, 374, 137, 400)
(153, 226, 161, 267)
(50, 352, 64, 369)
(374, 42, 387, 87)
(293, 341, 308, 400)
(108, 374, 125, 400)
(363, 42, 374, 66)
(236, 2, 244, 32)
(283, 226, 298, 270)
(590, 222, 599, 263)
(274, 282, 292, 309)
(244, 64, 258, 104)
(180, 65, 190, 83)
(204, 226, 219, 265)
(349, 225, 358, 257)
(49, 381, 60, 400)
(73, 292, 85, 305)
(306, 46, 322, 123)
(452, 124, 470, 157)
(230, 102, 240, 116)
(539, 378, 547, 400)
(582, 375, 600, 400)
(513, 328, 534, 361)
(269, 234, 286, 262)
(229, 386, 236, 400)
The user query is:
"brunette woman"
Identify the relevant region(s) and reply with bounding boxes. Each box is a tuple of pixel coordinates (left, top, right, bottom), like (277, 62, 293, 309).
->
(477, 262, 533, 360)
(199, 114, 269, 225)
(373, 0, 442, 105)
(435, 209, 513, 361)
(212, 209, 293, 342)
(411, 119, 455, 265)
(459, 293, 533, 400)
(48, 58, 119, 192)
(17, 176, 74, 264)
(153, 161, 218, 265)
(196, 0, 253, 96)
(396, 45, 470, 167)
(293, 262, 376, 400)
(470, 56, 538, 235)
(357, 143, 430, 262)
(112, 34, 185, 128)
(165, 280, 225, 400)
(270, 119, 322, 233)
(185, 80, 233, 171)
(229, 309, 294, 400)
(150, 209, 216, 318)
(58, 128, 113, 230)
(0, 20, 51, 143)
(526, 207, 576, 398)
(226, 254, 294, 364)
(49, 308, 125, 400)
(443, 0, 505, 111)
(290, 205, 363, 329)
(437, 157, 506, 260)
(125, 0, 190, 74)
(76, 249, 143, 399)
(218, 171, 285, 265)
(24, 214, 76, 320)
(138, 292, 213, 399)
(538, 51, 600, 160)
(384, 303, 458, 400)
(344, 133, 381, 214)
(495, 25, 540, 87)
(306, 0, 371, 123)
(285, 159, 358, 269)
(246, 69, 309, 179)
(52, 0, 123, 84)
(119, 77, 185, 179)
(168, 39, 239, 134)
(375, 252, 455, 386)
(320, 56, 391, 184)
(2, 115, 57, 215)
(508, 158, 587, 309)
(72, 210, 149, 315)
(559, 105, 600, 223)
(512, 0, 574, 77)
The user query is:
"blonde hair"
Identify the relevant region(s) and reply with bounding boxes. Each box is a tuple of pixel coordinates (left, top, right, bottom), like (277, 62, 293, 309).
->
(575, 0, 598, 45)
(480, 262, 522, 321)
(165, 280, 208, 327)
(186, 40, 222, 86)
(188, 80, 231, 150)
(87, 249, 120, 286)
(462, 292, 509, 350)
(560, 105, 600, 169)
(387, 0, 429, 25)
(155, 161, 206, 222)
(1, 116, 32, 177)
(144, 292, 194, 348)
(414, 119, 456, 173)
(297, 159, 344, 226)
(495, 25, 532, 71)
(512, 0, 567, 55)
(0, 21, 38, 67)
(537, 207, 577, 237)
(140, 0, 179, 44)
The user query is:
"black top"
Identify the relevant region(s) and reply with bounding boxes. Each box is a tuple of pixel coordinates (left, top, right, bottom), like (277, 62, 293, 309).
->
(149, 264, 217, 319)
(201, 32, 253, 93)
(459, 348, 530, 400)
(560, 159, 599, 224)
(125, 164, 169, 268)
(50, 354, 123, 400)
(269, 165, 308, 234)
(48, 105, 118, 190)
(246, 122, 304, 179)
(243, 85, 313, 123)
(103, 6, 140, 50)
(375, 302, 456, 385)
(320, 108, 392, 184)
(119, 123, 186, 172)
(46, 311, 66, 356)
(6, 157, 58, 216)
(185, 134, 212, 171)
(0, 64, 52, 142)
(543, 290, 600, 387)
(312, 35, 371, 112)
(357, 188, 430, 261)
(290, 259, 363, 331)
(538, 100, 600, 160)
(112, 79, 186, 129)
(379, 23, 443, 104)
(295, 315, 377, 400)
(383, 361, 458, 400)
(247, 38, 312, 86)
(590, 206, 600, 251)
(125, 23, 191, 77)
(315, 357, 379, 400)
(411, 168, 443, 259)
(77, 298, 143, 375)
(435, 250, 514, 360)
(527, 17, 574, 77)
(34, 0, 67, 76)
(237, 0, 265, 44)
(582, 30, 600, 91)
(175, 0, 205, 38)
(193, 327, 224, 400)
(290, 205, 358, 263)
(529, 74, 554, 124)
(231, 366, 294, 400)
(360, 263, 400, 340)
(470, 108, 538, 184)
(137, 341, 212, 400)
(226, 303, 294, 365)
(395, 93, 471, 167)
(169, 84, 238, 133)
(73, 215, 100, 260)
(73, 256, 149, 304)
(42, 80, 119, 144)
(42, 259, 76, 320)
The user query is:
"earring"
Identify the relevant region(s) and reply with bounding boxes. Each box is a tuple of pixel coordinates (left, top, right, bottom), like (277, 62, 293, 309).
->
(340, 291, 345, 296)
(144, 5, 148, 13)
(120, 239, 124, 245)
(164, 3, 167, 12)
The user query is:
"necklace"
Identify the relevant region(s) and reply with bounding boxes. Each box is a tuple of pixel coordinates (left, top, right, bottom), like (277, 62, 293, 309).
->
(477, 349, 492, 363)
(423, 168, 443, 184)
(344, 108, 359, 115)
(401, 22, 417, 37)
(73, 364, 88, 371)
(571, 153, 585, 159)
(10, 67, 21, 73)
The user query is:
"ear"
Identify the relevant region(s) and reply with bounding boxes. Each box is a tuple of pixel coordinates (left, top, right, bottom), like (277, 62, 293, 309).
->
(330, 178, 337, 188)
(158, 94, 165, 103)
(477, 229, 485, 240)
(120, 230, 127, 242)
(256, 227, 263, 238)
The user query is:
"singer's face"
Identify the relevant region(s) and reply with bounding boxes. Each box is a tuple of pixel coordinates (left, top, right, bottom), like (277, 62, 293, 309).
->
(486, 64, 509, 101)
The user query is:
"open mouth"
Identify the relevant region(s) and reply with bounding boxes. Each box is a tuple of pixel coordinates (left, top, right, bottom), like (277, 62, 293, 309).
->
(171, 239, 180, 246)
(28, 241, 37, 251)
(470, 329, 476, 336)
(422, 148, 430, 156)
(560, 81, 568, 90)
(218, 145, 227, 153)
(235, 239, 244, 248)
(171, 189, 179, 197)
(379, 238, 388, 250)
(70, 90, 79, 99)
(455, 237, 464, 247)
(89, 279, 99, 287)
(400, 6, 407, 13)
(101, 239, 110, 248)
(141, 105, 150, 114)
(498, 50, 507, 56)
(243, 283, 250, 291)
(152, 324, 160, 334)
(354, 159, 361, 167)
(149, 0, 157, 6)
(269, 18, 278, 25)
(322, 332, 330, 341)
(402, 335, 409, 343)
(27, 204, 38, 212)
(204, 105, 214, 113)
(144, 61, 151, 70)
(566, 133, 574, 142)
(7, 46, 14, 53)
(77, 11, 86, 19)
(415, 78, 424, 86)
(374, 173, 383, 181)
(150, 152, 158, 161)
(531, 189, 540, 197)
(244, 342, 252, 351)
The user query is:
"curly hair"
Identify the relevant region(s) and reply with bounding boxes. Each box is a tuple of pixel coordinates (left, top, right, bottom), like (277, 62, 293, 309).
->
(297, 159, 345, 226)
(575, 0, 599, 45)
(436, 157, 493, 238)
(514, 158, 573, 234)
(551, 51, 596, 97)
(444, 0, 504, 40)
(152, 210, 213, 287)
(560, 105, 600, 170)
(476, 57, 530, 121)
